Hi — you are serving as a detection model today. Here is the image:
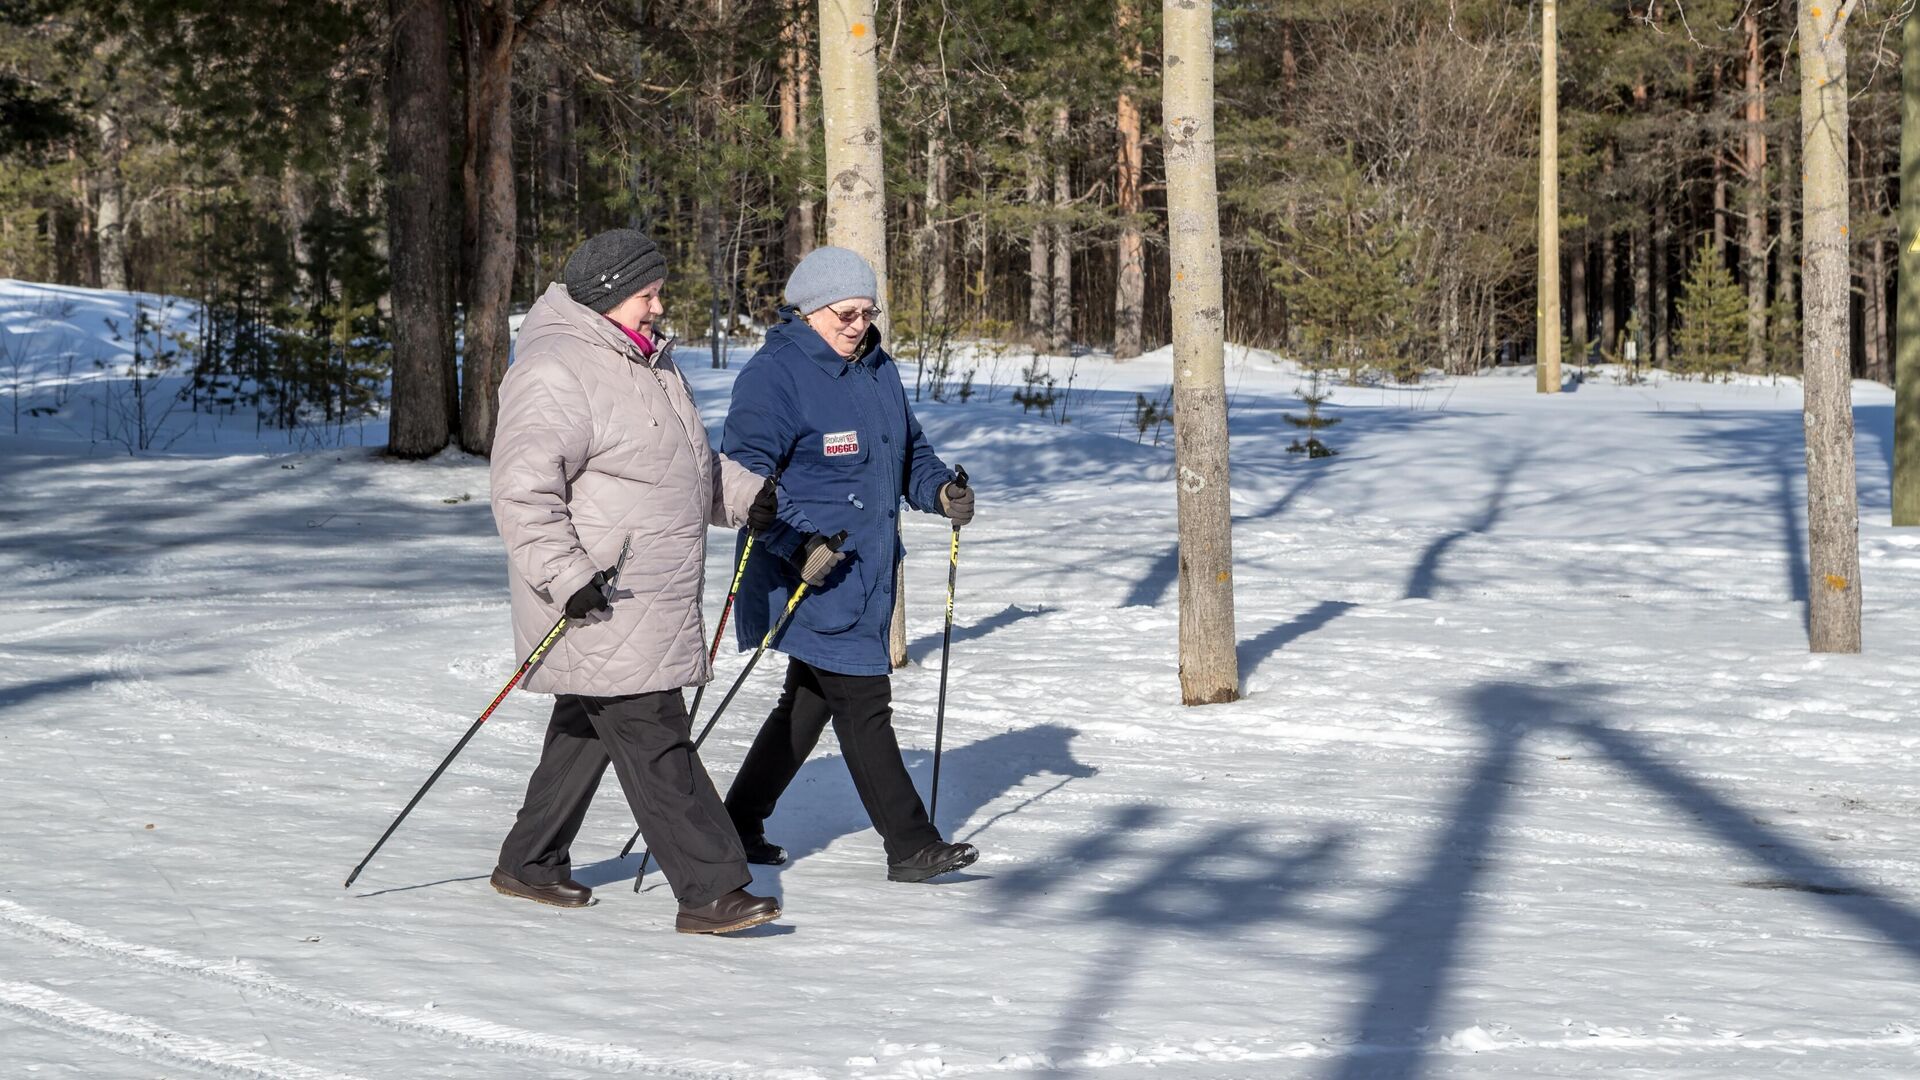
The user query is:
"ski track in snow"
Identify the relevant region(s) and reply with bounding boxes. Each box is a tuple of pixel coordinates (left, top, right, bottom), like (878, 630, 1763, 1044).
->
(0, 980, 369, 1080)
(0, 900, 808, 1078)
(8, 309, 1920, 1076)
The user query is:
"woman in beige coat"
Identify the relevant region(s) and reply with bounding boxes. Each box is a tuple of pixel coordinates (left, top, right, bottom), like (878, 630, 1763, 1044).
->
(488, 228, 779, 935)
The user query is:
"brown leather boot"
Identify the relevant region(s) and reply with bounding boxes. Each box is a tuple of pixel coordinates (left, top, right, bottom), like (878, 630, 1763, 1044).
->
(490, 867, 592, 908)
(675, 888, 780, 934)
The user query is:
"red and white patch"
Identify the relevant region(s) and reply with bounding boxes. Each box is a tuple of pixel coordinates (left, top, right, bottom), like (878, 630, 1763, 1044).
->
(823, 430, 861, 457)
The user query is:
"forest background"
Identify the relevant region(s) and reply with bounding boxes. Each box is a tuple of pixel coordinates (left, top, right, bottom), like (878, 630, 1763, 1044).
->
(1, 0, 1889, 455)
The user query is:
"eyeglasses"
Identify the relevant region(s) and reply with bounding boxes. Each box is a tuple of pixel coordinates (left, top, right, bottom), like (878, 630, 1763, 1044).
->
(826, 305, 882, 325)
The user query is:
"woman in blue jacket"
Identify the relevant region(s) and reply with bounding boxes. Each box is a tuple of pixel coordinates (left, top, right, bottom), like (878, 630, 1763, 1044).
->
(720, 247, 979, 883)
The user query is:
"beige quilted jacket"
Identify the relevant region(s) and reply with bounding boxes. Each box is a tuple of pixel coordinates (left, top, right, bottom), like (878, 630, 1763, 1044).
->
(490, 282, 762, 696)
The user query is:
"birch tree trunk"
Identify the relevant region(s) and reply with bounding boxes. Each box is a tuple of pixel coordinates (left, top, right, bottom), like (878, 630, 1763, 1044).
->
(1113, 0, 1145, 360)
(926, 130, 949, 328)
(817, 0, 904, 665)
(818, 0, 888, 332)
(93, 111, 128, 293)
(386, 0, 455, 458)
(1744, 10, 1770, 373)
(1050, 104, 1073, 351)
(1164, 0, 1238, 706)
(1798, 0, 1863, 652)
(1896, 5, 1920, 525)
(1536, 0, 1560, 393)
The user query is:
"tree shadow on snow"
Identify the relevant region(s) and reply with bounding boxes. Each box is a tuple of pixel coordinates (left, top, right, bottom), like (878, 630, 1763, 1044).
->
(1327, 666, 1920, 1080)
(1237, 599, 1357, 678)
(1856, 403, 1894, 505)
(986, 803, 1348, 1077)
(1658, 411, 1810, 606)
(903, 603, 1053, 666)
(1125, 467, 1337, 609)
(1401, 448, 1528, 600)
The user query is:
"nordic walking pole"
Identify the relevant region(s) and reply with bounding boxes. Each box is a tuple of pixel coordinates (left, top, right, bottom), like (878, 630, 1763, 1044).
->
(930, 466, 966, 828)
(616, 531, 757, 861)
(634, 531, 844, 892)
(344, 537, 631, 889)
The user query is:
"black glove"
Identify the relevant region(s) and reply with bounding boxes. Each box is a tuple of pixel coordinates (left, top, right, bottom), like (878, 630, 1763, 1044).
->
(795, 532, 848, 588)
(939, 467, 974, 528)
(748, 475, 779, 534)
(565, 570, 613, 619)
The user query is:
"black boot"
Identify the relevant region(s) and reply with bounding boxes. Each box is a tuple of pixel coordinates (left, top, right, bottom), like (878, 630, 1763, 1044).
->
(887, 840, 978, 883)
(741, 835, 789, 866)
(675, 888, 781, 934)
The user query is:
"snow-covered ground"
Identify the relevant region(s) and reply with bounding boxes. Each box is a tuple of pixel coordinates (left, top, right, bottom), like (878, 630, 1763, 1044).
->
(4, 279, 1920, 1078)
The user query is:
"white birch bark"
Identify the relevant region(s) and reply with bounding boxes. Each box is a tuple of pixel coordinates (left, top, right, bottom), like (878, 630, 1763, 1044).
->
(1799, 0, 1864, 652)
(817, 0, 905, 664)
(1163, 0, 1238, 705)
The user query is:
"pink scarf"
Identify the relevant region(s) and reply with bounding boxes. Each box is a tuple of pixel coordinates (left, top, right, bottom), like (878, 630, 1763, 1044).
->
(605, 316, 656, 358)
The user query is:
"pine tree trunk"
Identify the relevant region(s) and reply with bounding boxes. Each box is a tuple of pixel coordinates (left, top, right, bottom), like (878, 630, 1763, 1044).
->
(540, 75, 567, 290)
(1163, 0, 1238, 706)
(1570, 230, 1587, 353)
(781, 3, 815, 270)
(458, 1, 517, 455)
(93, 111, 128, 292)
(1744, 10, 1770, 373)
(779, 1, 801, 256)
(1653, 194, 1671, 367)
(817, 0, 903, 666)
(1867, 235, 1890, 384)
(386, 0, 455, 458)
(1026, 122, 1048, 337)
(1633, 217, 1651, 363)
(1798, 0, 1863, 652)
(1780, 110, 1799, 334)
(1537, 0, 1560, 393)
(1896, 6, 1920, 525)
(1600, 228, 1618, 353)
(1050, 104, 1072, 351)
(1713, 60, 1728, 254)
(1113, 0, 1145, 360)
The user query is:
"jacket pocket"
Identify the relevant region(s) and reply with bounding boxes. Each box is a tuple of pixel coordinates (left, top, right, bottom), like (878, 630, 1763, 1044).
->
(793, 547, 870, 634)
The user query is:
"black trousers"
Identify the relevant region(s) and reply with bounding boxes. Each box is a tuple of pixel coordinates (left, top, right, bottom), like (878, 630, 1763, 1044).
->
(724, 657, 941, 863)
(497, 691, 747, 908)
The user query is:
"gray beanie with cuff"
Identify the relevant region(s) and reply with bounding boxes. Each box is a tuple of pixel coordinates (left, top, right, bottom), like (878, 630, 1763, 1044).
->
(784, 246, 878, 314)
(563, 229, 668, 314)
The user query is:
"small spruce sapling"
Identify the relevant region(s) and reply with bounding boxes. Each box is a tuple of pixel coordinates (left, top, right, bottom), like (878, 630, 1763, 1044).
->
(1284, 367, 1341, 458)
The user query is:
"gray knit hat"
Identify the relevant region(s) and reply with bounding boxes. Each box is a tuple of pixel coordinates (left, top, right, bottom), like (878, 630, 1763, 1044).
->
(784, 246, 878, 314)
(562, 229, 668, 314)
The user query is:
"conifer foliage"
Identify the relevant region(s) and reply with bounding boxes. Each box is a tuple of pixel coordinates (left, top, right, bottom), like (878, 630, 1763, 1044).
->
(1672, 241, 1746, 379)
